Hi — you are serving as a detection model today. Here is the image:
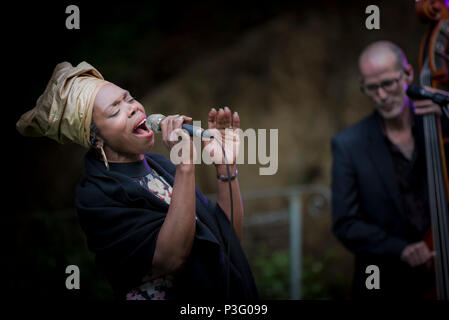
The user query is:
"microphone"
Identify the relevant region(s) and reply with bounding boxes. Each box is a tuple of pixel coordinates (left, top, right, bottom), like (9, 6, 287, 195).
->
(147, 114, 215, 138)
(407, 85, 449, 107)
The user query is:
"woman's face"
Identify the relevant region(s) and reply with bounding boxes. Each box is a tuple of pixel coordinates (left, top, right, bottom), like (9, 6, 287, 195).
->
(92, 83, 154, 162)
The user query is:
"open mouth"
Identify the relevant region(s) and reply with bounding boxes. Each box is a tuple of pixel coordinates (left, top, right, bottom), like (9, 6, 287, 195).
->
(132, 116, 153, 138)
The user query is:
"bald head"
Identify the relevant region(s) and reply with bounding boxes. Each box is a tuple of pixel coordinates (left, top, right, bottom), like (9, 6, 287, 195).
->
(359, 41, 407, 75)
(358, 41, 413, 120)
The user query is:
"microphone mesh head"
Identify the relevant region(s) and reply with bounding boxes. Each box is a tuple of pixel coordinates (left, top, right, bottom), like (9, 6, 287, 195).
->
(147, 114, 165, 132)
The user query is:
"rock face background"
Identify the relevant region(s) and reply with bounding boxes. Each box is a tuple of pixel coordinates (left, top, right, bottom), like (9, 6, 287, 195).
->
(7, 1, 427, 299)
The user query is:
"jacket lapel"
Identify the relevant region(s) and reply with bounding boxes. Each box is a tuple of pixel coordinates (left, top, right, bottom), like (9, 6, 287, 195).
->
(365, 112, 406, 220)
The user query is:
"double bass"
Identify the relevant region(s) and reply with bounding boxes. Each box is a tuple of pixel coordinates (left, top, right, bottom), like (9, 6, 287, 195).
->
(416, 0, 449, 300)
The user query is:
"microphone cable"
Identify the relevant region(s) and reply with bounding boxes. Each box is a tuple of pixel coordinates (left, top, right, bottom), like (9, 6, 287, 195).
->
(214, 138, 233, 300)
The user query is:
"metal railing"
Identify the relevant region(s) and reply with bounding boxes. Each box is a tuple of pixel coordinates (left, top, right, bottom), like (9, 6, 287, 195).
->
(210, 184, 331, 300)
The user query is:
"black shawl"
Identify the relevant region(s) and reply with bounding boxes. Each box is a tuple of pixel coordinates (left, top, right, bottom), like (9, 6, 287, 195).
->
(75, 149, 258, 300)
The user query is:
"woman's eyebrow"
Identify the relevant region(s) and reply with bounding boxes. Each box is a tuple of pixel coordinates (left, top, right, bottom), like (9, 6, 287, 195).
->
(108, 91, 130, 108)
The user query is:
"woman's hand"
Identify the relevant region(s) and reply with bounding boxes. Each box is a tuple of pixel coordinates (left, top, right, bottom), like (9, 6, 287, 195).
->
(204, 107, 244, 241)
(160, 114, 196, 166)
(413, 86, 447, 116)
(203, 107, 241, 170)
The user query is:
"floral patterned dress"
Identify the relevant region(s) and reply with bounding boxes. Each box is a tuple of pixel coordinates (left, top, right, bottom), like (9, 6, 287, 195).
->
(126, 165, 175, 300)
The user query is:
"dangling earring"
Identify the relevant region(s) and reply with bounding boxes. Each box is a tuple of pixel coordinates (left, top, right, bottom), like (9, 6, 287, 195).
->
(100, 146, 110, 171)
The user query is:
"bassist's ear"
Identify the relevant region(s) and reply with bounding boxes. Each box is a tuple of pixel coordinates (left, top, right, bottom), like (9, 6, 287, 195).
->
(404, 65, 414, 84)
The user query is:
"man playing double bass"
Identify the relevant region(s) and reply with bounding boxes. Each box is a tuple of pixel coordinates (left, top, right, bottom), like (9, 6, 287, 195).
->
(331, 40, 449, 299)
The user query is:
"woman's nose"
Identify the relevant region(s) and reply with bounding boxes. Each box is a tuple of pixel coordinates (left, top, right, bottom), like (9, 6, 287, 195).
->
(128, 103, 138, 117)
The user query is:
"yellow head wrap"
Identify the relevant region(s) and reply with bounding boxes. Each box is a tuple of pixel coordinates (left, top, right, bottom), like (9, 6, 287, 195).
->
(16, 61, 109, 148)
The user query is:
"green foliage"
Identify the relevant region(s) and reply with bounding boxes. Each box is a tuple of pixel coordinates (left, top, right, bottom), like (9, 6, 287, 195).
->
(302, 254, 330, 299)
(252, 249, 290, 299)
(251, 248, 346, 300)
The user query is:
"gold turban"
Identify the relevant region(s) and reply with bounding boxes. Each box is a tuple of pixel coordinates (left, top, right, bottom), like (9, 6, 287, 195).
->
(16, 61, 109, 148)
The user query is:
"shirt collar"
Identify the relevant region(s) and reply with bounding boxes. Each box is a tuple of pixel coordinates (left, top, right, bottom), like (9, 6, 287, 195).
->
(108, 158, 151, 178)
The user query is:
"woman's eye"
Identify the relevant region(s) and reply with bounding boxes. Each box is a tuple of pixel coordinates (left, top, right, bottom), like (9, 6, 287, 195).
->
(128, 98, 135, 103)
(110, 109, 120, 117)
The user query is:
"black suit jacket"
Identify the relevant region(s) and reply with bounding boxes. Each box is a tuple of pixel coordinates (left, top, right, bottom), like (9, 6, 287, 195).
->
(331, 110, 436, 299)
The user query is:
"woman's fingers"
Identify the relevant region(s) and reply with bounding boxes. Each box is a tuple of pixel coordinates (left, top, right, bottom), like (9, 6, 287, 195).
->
(167, 116, 175, 140)
(171, 115, 192, 128)
(223, 107, 232, 128)
(216, 107, 232, 129)
(216, 108, 225, 128)
(160, 114, 177, 145)
(232, 111, 240, 129)
(209, 106, 239, 130)
(208, 108, 217, 129)
(183, 116, 193, 124)
(173, 115, 184, 129)
(161, 115, 195, 149)
(163, 115, 191, 128)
